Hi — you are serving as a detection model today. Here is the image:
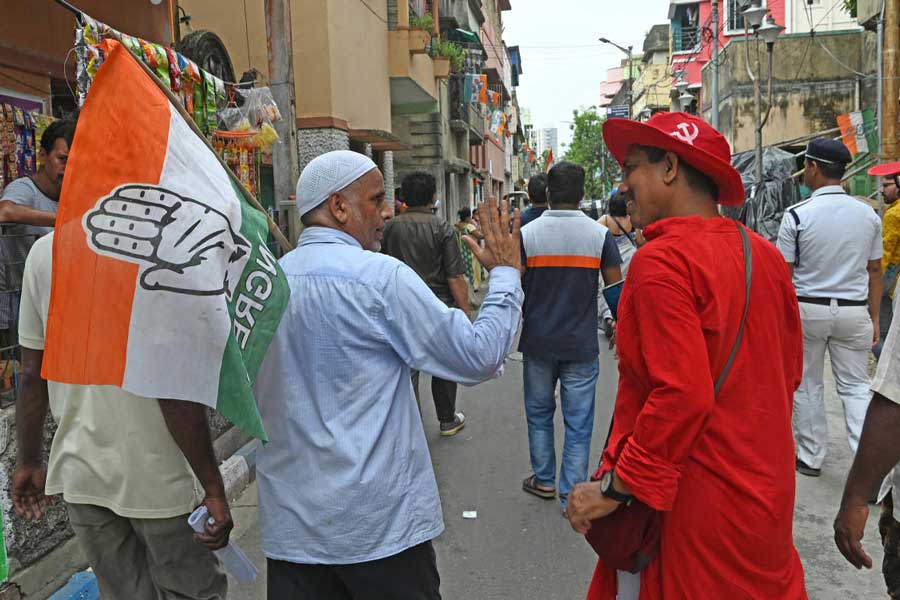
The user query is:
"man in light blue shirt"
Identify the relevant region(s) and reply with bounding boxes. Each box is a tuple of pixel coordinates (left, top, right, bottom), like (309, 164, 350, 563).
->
(254, 150, 524, 599)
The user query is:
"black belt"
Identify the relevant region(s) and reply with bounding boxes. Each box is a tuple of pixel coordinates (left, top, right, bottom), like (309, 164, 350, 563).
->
(797, 296, 867, 307)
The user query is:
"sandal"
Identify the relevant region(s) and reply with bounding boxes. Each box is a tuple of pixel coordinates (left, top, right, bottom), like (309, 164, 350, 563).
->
(522, 475, 556, 500)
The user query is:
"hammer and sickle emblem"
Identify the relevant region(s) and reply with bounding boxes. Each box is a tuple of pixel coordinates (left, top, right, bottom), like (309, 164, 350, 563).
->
(669, 122, 700, 145)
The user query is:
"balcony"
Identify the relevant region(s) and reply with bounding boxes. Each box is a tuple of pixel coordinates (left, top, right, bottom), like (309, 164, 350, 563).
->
(448, 74, 485, 144)
(673, 26, 700, 53)
(439, 0, 485, 30)
(388, 29, 438, 109)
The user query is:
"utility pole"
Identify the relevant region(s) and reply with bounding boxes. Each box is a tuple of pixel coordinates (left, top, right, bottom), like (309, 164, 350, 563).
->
(884, 0, 899, 163)
(265, 0, 301, 245)
(627, 45, 634, 120)
(711, 0, 719, 129)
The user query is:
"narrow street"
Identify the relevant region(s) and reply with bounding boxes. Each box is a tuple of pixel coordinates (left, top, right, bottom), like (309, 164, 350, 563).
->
(224, 346, 887, 600)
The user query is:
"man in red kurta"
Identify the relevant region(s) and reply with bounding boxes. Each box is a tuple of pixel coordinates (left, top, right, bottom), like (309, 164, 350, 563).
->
(567, 113, 808, 599)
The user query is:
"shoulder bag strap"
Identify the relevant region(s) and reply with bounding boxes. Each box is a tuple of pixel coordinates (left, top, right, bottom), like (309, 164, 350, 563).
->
(611, 215, 639, 248)
(714, 224, 752, 394)
(601, 223, 752, 450)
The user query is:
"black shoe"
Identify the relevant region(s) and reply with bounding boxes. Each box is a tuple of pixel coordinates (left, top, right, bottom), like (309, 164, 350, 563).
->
(796, 458, 821, 477)
(440, 412, 466, 437)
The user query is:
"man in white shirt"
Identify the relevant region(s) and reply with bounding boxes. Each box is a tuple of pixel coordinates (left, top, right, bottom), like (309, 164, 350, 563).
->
(13, 233, 230, 600)
(777, 137, 883, 477)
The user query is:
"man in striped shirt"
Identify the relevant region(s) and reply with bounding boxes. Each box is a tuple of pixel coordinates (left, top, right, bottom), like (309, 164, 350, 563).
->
(519, 161, 622, 512)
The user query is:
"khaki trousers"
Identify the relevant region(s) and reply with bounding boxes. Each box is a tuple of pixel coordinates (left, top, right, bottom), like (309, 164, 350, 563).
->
(66, 502, 227, 600)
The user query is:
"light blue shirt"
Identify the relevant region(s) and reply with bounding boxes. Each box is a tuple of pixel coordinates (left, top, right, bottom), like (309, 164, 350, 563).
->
(776, 185, 882, 300)
(254, 226, 523, 564)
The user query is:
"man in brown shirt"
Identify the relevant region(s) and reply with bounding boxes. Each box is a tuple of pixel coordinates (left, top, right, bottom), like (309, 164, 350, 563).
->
(383, 172, 469, 436)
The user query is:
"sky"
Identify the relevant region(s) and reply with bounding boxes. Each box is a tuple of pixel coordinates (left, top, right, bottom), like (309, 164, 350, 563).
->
(503, 0, 669, 152)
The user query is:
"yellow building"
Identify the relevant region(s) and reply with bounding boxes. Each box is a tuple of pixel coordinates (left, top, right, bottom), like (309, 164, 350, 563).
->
(632, 24, 671, 119)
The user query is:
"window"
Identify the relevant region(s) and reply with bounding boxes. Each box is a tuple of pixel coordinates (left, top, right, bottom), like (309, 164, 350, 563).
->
(725, 0, 769, 33)
(671, 4, 700, 53)
(725, 0, 743, 32)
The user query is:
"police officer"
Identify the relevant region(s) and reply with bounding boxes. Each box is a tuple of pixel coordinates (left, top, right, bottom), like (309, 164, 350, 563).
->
(777, 137, 883, 477)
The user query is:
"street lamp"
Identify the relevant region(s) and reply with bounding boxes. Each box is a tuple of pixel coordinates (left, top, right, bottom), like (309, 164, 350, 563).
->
(758, 15, 785, 45)
(678, 91, 696, 113)
(742, 3, 767, 29)
(599, 37, 635, 119)
(744, 5, 782, 199)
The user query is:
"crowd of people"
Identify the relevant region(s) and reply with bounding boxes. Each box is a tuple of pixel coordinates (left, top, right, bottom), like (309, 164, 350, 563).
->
(5, 107, 900, 600)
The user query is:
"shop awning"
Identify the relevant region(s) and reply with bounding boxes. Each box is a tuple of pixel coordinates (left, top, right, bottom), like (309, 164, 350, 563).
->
(449, 29, 479, 44)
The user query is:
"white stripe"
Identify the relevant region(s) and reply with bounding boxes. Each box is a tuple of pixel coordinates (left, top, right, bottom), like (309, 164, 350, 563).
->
(121, 105, 242, 407)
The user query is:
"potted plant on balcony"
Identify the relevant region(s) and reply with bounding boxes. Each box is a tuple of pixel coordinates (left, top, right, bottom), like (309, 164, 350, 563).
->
(408, 13, 434, 54)
(431, 39, 466, 79)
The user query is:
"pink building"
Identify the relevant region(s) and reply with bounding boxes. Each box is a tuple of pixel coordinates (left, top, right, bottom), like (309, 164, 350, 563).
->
(668, 0, 787, 108)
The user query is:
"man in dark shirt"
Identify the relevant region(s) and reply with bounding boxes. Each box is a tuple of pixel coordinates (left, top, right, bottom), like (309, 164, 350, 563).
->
(383, 172, 469, 436)
(520, 173, 548, 227)
(519, 161, 622, 511)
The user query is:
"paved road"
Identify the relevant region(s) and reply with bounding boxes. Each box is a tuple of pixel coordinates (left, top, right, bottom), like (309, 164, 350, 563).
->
(225, 346, 887, 599)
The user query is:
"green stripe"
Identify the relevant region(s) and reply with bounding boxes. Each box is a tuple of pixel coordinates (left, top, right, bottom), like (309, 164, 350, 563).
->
(215, 181, 290, 441)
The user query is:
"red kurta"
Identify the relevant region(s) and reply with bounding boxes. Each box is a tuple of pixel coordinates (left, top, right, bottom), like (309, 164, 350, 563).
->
(588, 216, 807, 600)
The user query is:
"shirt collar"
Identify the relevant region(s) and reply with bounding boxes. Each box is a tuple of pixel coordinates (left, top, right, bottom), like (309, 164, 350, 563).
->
(641, 215, 731, 241)
(405, 206, 435, 214)
(810, 185, 846, 197)
(298, 226, 362, 249)
(543, 209, 587, 217)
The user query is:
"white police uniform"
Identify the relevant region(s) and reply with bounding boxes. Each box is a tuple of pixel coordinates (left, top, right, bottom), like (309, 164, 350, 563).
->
(777, 175, 882, 471)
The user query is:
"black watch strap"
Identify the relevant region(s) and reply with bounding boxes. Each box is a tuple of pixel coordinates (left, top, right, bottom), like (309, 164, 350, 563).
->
(601, 471, 633, 504)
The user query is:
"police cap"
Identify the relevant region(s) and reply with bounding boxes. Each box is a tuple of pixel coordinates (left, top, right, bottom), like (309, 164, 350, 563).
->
(805, 138, 852, 165)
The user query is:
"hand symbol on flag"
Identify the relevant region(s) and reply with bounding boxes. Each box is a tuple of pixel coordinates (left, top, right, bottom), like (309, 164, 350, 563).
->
(84, 185, 251, 297)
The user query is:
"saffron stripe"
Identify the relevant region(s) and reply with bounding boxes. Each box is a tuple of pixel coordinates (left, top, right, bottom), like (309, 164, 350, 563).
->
(527, 255, 601, 269)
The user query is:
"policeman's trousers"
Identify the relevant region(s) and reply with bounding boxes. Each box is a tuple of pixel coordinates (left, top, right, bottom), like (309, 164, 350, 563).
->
(793, 301, 873, 470)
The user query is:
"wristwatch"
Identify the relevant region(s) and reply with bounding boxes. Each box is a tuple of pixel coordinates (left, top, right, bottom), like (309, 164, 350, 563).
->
(600, 469, 633, 505)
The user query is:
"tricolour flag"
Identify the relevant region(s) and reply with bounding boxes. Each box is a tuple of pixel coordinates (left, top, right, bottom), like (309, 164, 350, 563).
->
(837, 109, 875, 157)
(544, 149, 554, 172)
(43, 40, 289, 440)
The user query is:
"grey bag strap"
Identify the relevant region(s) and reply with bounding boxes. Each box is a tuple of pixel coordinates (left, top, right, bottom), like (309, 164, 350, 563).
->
(714, 224, 752, 395)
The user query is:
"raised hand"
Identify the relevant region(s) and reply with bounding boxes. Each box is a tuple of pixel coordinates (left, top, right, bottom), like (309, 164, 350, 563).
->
(84, 185, 251, 297)
(462, 197, 522, 272)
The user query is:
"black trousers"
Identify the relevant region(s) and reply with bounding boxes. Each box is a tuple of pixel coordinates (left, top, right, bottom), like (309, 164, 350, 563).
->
(267, 541, 441, 600)
(410, 370, 457, 423)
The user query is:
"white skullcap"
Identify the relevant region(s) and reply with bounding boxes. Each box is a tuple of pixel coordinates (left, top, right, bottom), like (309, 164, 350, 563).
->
(296, 150, 379, 217)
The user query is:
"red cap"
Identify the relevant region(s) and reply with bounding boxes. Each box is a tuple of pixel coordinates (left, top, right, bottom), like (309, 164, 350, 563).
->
(602, 112, 745, 206)
(868, 162, 900, 177)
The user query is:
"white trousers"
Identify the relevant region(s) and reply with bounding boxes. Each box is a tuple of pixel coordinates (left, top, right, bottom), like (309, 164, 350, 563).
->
(793, 301, 873, 469)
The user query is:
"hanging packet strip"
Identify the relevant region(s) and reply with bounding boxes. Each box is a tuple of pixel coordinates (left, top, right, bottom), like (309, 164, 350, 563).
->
(166, 48, 182, 93)
(204, 72, 219, 133)
(214, 76, 227, 113)
(121, 35, 143, 61)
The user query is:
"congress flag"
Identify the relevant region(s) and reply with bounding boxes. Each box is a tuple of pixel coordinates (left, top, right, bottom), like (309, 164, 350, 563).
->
(43, 41, 289, 440)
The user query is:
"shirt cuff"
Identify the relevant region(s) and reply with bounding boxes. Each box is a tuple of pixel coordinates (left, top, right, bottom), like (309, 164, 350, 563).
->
(487, 266, 522, 293)
(615, 438, 683, 512)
